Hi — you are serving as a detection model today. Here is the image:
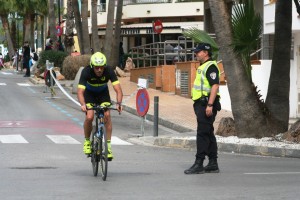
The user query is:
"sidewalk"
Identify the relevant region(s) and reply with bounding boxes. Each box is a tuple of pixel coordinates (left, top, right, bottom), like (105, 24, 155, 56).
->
(29, 74, 300, 159)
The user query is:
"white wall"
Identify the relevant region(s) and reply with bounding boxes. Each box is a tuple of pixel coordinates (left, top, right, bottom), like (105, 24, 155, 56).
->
(97, 2, 204, 25)
(264, 0, 300, 34)
(220, 59, 298, 118)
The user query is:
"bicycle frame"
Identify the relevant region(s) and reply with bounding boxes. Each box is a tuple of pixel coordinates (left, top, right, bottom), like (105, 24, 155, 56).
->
(89, 104, 118, 181)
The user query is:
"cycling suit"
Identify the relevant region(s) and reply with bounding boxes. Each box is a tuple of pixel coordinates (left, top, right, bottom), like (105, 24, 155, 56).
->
(78, 65, 120, 105)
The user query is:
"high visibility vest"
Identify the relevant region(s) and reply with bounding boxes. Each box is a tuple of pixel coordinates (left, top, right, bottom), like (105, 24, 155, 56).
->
(192, 60, 220, 101)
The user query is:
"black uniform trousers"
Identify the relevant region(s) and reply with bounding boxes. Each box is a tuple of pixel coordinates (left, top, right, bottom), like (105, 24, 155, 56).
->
(193, 100, 218, 160)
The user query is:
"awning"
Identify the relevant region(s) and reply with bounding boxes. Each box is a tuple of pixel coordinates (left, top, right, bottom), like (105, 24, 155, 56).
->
(98, 21, 203, 36)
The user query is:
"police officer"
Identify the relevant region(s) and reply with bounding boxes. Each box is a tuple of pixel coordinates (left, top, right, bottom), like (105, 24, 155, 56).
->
(184, 43, 221, 174)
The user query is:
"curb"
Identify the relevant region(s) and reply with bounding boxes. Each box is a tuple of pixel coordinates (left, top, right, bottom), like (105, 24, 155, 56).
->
(128, 136, 300, 159)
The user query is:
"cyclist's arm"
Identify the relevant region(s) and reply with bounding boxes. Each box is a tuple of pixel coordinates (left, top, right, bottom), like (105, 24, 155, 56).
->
(112, 82, 123, 112)
(77, 87, 87, 112)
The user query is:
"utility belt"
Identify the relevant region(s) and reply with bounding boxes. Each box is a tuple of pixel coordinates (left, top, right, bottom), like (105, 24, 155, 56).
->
(194, 96, 221, 111)
(194, 96, 209, 106)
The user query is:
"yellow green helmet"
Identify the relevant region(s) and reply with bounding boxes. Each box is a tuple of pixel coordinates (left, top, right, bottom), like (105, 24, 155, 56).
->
(90, 52, 107, 67)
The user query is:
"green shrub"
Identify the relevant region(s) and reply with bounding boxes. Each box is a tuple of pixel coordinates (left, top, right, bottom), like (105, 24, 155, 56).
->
(62, 55, 91, 80)
(37, 50, 69, 73)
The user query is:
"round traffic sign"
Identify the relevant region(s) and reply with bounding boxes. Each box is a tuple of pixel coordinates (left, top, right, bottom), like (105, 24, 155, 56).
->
(136, 89, 150, 117)
(56, 25, 62, 37)
(153, 20, 163, 34)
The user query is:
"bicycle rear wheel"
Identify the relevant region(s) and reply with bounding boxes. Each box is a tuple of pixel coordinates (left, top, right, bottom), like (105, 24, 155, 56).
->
(91, 126, 99, 176)
(99, 126, 108, 181)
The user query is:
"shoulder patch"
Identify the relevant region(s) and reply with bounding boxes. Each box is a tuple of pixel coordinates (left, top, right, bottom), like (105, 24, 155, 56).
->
(210, 72, 217, 80)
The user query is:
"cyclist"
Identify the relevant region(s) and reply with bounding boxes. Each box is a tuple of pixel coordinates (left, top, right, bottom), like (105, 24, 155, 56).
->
(77, 52, 123, 160)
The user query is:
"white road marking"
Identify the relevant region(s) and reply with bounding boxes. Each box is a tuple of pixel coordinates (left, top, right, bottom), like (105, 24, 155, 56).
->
(1, 72, 13, 75)
(0, 135, 28, 143)
(0, 83, 6, 85)
(46, 135, 81, 144)
(17, 83, 31, 86)
(244, 172, 300, 175)
(111, 136, 133, 145)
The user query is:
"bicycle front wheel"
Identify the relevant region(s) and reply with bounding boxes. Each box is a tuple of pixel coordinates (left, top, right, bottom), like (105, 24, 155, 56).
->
(91, 126, 99, 176)
(99, 126, 108, 181)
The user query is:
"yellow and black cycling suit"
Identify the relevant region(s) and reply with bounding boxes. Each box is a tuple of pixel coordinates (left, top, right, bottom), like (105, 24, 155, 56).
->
(78, 65, 120, 105)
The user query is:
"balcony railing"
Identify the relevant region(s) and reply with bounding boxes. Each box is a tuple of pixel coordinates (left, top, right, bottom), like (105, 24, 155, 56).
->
(124, 0, 172, 6)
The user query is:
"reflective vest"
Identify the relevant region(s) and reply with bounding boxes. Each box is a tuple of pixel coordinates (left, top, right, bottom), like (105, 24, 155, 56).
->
(192, 60, 220, 101)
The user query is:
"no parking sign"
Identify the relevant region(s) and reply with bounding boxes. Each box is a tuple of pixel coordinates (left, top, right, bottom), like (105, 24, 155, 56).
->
(136, 88, 150, 117)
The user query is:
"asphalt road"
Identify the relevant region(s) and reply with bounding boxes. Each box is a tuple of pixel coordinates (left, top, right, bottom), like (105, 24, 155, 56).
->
(0, 70, 300, 200)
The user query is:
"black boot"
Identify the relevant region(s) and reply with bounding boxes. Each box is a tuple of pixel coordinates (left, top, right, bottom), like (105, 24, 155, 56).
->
(184, 159, 204, 174)
(204, 159, 219, 173)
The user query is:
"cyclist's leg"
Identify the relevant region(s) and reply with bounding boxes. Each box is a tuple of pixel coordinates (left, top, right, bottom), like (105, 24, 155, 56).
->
(97, 91, 113, 159)
(104, 110, 112, 140)
(84, 109, 94, 139)
(83, 109, 94, 154)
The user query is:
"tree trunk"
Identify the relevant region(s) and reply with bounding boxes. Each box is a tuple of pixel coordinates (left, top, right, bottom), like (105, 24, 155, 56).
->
(91, 0, 101, 52)
(64, 0, 75, 54)
(0, 14, 14, 58)
(265, 0, 292, 133)
(208, 0, 274, 138)
(73, 0, 84, 53)
(81, 0, 90, 54)
(110, 0, 123, 67)
(30, 13, 35, 50)
(23, 13, 32, 43)
(48, 0, 57, 49)
(103, 0, 116, 64)
(11, 19, 17, 49)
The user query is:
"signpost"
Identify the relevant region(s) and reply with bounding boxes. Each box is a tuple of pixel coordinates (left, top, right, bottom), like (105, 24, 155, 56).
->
(136, 78, 149, 136)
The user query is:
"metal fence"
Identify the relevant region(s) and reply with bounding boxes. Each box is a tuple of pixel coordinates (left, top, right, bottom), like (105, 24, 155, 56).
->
(130, 37, 195, 68)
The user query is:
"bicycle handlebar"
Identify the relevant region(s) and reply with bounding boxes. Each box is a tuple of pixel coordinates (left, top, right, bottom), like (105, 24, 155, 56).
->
(86, 104, 121, 114)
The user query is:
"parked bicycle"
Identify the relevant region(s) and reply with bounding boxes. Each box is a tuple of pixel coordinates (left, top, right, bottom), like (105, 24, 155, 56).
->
(88, 102, 119, 181)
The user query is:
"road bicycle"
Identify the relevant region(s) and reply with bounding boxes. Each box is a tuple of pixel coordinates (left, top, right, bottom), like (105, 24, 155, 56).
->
(88, 103, 119, 181)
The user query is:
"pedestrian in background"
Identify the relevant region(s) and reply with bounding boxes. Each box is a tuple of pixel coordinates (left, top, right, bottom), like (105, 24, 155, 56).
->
(119, 42, 125, 69)
(12, 49, 19, 71)
(22, 41, 31, 77)
(184, 43, 221, 175)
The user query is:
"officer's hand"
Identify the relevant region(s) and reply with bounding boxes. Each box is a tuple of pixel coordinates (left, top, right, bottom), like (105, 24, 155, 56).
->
(206, 106, 213, 117)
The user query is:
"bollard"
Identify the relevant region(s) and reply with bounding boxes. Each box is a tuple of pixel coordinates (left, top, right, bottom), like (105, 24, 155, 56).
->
(153, 96, 159, 137)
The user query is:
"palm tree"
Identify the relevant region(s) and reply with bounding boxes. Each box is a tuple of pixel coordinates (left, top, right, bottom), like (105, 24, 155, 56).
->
(183, 28, 219, 60)
(81, 0, 90, 54)
(110, 0, 124, 67)
(265, 0, 292, 133)
(103, 0, 116, 64)
(231, 0, 262, 83)
(73, 0, 84, 53)
(64, 0, 75, 54)
(0, 0, 15, 58)
(207, 0, 274, 138)
(48, 0, 57, 49)
(91, 0, 101, 52)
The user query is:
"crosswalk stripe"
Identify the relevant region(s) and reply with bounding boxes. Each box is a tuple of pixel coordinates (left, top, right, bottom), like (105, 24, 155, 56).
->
(0, 134, 132, 145)
(17, 83, 31, 86)
(111, 136, 133, 145)
(0, 83, 6, 86)
(0, 134, 28, 143)
(46, 135, 81, 144)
